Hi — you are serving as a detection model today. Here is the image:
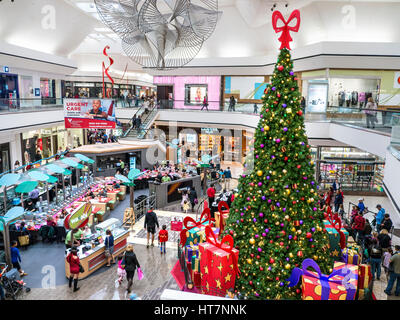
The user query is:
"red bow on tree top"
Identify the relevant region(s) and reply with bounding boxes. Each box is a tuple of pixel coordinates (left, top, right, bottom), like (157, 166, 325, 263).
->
(272, 9, 301, 50)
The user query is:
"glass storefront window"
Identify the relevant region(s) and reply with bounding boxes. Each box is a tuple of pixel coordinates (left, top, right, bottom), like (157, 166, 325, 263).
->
(0, 143, 10, 173)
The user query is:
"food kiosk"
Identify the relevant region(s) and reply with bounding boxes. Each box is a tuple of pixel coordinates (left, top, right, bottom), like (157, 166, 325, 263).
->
(64, 218, 129, 279)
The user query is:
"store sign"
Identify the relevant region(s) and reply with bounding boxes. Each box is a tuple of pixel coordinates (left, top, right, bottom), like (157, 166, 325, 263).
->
(394, 72, 400, 89)
(64, 99, 116, 129)
(68, 203, 92, 230)
(3, 66, 9, 73)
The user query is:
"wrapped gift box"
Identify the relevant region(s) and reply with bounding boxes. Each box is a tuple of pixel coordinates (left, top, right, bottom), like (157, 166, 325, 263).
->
(342, 246, 362, 265)
(193, 271, 201, 289)
(287, 259, 358, 300)
(199, 236, 239, 296)
(357, 288, 372, 300)
(185, 245, 199, 263)
(192, 256, 200, 273)
(323, 220, 349, 261)
(358, 264, 372, 289)
(187, 261, 192, 276)
(183, 223, 212, 246)
(215, 211, 229, 230)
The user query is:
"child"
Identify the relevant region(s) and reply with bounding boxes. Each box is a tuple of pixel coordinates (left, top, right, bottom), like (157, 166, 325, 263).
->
(117, 255, 126, 285)
(183, 200, 190, 214)
(383, 247, 393, 281)
(158, 225, 168, 254)
(338, 204, 345, 219)
(11, 241, 27, 277)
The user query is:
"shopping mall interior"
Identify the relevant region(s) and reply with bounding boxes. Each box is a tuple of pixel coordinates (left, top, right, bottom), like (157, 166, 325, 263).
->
(0, 0, 400, 304)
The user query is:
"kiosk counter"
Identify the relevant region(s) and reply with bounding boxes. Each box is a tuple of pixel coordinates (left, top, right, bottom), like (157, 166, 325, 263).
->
(65, 218, 129, 279)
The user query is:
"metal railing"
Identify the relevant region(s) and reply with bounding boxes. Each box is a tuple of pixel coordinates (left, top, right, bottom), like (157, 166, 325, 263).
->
(133, 193, 156, 221)
(0, 98, 64, 112)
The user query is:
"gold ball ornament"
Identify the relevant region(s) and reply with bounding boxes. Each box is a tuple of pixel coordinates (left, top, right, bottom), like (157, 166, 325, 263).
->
(286, 108, 292, 114)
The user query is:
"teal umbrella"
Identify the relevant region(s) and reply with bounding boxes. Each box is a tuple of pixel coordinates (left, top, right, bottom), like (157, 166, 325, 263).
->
(63, 169, 72, 175)
(61, 158, 79, 168)
(77, 163, 85, 170)
(15, 181, 38, 209)
(126, 169, 145, 209)
(4, 206, 25, 222)
(0, 173, 21, 186)
(128, 169, 143, 180)
(46, 175, 58, 184)
(75, 153, 95, 164)
(0, 173, 21, 211)
(115, 174, 130, 183)
(46, 164, 65, 174)
(15, 181, 38, 193)
(28, 171, 50, 182)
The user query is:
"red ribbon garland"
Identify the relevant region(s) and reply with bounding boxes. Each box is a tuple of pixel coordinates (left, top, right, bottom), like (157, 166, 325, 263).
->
(179, 208, 212, 246)
(102, 46, 114, 98)
(272, 9, 301, 50)
(217, 201, 229, 235)
(204, 225, 240, 276)
(326, 214, 346, 250)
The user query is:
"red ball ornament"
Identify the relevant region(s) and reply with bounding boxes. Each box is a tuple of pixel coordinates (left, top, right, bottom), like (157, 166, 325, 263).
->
(256, 255, 260, 259)
(277, 93, 281, 98)
(296, 289, 301, 294)
(250, 253, 254, 258)
(292, 201, 296, 205)
(284, 157, 288, 161)
(269, 240, 273, 244)
(297, 250, 303, 257)
(277, 65, 284, 71)
(269, 258, 275, 264)
(297, 165, 301, 169)
(294, 236, 298, 241)
(230, 230, 234, 235)
(240, 219, 244, 223)
(281, 231, 286, 236)
(297, 110, 303, 116)
(279, 242, 284, 246)
(249, 281, 253, 285)
(260, 267, 264, 271)
(306, 232, 312, 239)
(311, 245, 315, 248)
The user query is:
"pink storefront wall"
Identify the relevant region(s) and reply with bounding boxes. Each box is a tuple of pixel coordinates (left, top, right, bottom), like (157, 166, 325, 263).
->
(153, 76, 221, 110)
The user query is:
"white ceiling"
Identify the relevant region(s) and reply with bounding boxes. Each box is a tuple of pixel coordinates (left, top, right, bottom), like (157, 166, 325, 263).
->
(1, 0, 400, 77)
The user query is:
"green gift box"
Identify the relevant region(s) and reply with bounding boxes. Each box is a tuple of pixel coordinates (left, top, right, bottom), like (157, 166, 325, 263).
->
(324, 220, 349, 261)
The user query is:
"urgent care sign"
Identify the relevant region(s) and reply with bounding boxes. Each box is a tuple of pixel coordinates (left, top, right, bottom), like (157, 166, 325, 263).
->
(64, 99, 116, 129)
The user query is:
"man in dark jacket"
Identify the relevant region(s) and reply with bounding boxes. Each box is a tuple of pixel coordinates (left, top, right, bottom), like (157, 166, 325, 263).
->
(334, 190, 343, 213)
(381, 214, 393, 233)
(188, 187, 197, 212)
(144, 209, 159, 248)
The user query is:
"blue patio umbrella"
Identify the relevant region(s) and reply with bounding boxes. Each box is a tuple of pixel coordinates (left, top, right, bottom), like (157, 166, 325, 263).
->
(28, 171, 50, 182)
(46, 164, 65, 174)
(115, 174, 130, 183)
(74, 153, 95, 164)
(61, 158, 80, 168)
(0, 173, 21, 186)
(0, 173, 21, 212)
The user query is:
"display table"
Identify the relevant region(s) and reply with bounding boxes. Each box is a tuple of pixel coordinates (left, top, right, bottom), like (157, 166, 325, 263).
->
(65, 226, 129, 280)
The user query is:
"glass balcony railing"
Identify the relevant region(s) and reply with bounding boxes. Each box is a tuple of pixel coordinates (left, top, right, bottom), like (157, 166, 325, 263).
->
(0, 98, 64, 112)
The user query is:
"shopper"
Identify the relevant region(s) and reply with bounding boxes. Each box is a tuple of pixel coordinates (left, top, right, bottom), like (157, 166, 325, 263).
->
(228, 96, 236, 112)
(253, 103, 258, 114)
(365, 97, 377, 129)
(117, 254, 126, 285)
(65, 228, 82, 249)
(158, 225, 168, 254)
(352, 211, 365, 243)
(180, 190, 189, 211)
(201, 94, 209, 111)
(363, 219, 372, 237)
(375, 204, 385, 231)
(11, 241, 27, 277)
(28, 187, 40, 206)
(223, 167, 232, 190)
(383, 248, 393, 281)
(66, 247, 81, 292)
(384, 245, 400, 296)
(207, 185, 216, 207)
(333, 190, 343, 213)
(357, 198, 366, 214)
(368, 238, 383, 280)
(378, 229, 391, 252)
(188, 187, 198, 212)
(122, 244, 141, 293)
(144, 209, 159, 248)
(105, 229, 115, 267)
(338, 204, 345, 219)
(381, 214, 393, 233)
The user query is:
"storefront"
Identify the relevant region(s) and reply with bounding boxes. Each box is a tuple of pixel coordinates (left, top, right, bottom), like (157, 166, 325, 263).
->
(40, 78, 56, 104)
(0, 143, 11, 173)
(0, 72, 19, 109)
(301, 69, 382, 114)
(311, 146, 385, 193)
(21, 126, 85, 164)
(154, 76, 221, 110)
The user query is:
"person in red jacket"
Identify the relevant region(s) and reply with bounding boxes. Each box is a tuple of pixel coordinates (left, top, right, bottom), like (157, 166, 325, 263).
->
(66, 247, 81, 292)
(207, 185, 216, 207)
(158, 225, 168, 254)
(352, 211, 366, 243)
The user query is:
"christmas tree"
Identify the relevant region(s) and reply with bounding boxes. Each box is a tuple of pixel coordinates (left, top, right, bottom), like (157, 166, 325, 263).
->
(225, 10, 332, 300)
